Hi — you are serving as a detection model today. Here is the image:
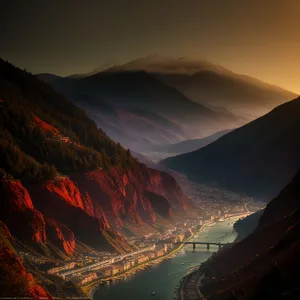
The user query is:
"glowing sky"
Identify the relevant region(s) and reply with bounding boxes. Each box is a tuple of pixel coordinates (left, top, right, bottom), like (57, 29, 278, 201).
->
(1, 0, 299, 93)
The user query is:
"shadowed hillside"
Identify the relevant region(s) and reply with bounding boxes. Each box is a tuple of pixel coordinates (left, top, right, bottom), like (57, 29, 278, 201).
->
(163, 96, 300, 201)
(200, 171, 300, 299)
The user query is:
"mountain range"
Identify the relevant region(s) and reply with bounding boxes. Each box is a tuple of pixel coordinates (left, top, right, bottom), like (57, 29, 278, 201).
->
(104, 55, 297, 120)
(38, 70, 239, 152)
(38, 55, 296, 153)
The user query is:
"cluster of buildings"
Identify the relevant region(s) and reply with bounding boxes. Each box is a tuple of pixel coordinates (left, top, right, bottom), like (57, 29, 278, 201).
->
(59, 244, 171, 286)
(16, 176, 267, 292)
(19, 251, 47, 265)
(40, 191, 262, 288)
(47, 262, 77, 275)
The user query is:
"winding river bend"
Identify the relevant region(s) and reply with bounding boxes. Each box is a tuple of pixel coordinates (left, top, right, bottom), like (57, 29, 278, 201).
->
(94, 217, 240, 300)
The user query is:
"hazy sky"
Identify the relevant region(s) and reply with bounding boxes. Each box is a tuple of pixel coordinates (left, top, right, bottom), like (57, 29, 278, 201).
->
(1, 0, 299, 93)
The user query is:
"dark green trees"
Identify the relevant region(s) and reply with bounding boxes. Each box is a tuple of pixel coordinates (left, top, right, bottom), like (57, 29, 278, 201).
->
(0, 59, 136, 180)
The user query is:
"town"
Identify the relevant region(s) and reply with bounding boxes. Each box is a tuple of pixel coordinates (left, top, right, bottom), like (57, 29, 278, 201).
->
(18, 193, 264, 291)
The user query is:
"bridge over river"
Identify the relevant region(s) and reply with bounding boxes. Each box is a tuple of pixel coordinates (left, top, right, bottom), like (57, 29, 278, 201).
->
(173, 241, 230, 250)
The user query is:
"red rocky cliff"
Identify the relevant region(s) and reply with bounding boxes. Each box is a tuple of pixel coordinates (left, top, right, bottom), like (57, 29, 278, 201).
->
(1, 163, 191, 254)
(0, 180, 75, 256)
(0, 221, 51, 298)
(70, 164, 191, 227)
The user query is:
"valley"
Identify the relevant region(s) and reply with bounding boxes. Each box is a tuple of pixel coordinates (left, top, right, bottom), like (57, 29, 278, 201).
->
(0, 19, 299, 299)
(17, 179, 260, 297)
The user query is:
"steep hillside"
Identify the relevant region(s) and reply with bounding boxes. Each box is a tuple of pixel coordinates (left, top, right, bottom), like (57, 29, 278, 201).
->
(200, 171, 300, 300)
(233, 209, 264, 241)
(163, 96, 300, 200)
(0, 220, 86, 298)
(0, 221, 50, 298)
(0, 180, 76, 256)
(0, 59, 192, 258)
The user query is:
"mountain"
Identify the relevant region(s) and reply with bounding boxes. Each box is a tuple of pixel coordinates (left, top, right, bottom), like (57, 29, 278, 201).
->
(200, 171, 300, 299)
(0, 59, 194, 296)
(109, 55, 297, 120)
(41, 55, 297, 153)
(38, 69, 241, 152)
(158, 129, 232, 154)
(162, 96, 300, 200)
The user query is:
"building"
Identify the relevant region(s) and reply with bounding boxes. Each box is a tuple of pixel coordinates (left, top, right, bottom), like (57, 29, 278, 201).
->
(47, 262, 76, 275)
(111, 264, 123, 276)
(101, 267, 112, 278)
(136, 254, 149, 264)
(123, 261, 132, 271)
(74, 272, 98, 285)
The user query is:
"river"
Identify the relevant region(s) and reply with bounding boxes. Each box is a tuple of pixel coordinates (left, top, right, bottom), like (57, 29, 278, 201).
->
(93, 216, 240, 300)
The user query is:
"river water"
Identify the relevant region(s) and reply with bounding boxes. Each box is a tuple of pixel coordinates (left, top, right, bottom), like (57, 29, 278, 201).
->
(94, 216, 239, 300)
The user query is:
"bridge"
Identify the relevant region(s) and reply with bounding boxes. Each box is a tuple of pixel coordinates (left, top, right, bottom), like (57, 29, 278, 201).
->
(173, 241, 229, 250)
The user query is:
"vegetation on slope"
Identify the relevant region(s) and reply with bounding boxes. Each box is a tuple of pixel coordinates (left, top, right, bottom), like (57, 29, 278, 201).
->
(0, 59, 136, 180)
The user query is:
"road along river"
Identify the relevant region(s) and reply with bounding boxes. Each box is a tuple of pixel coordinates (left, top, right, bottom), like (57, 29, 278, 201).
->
(93, 216, 241, 300)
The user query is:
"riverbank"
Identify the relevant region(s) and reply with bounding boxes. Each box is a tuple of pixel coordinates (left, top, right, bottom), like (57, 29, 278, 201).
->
(93, 215, 245, 300)
(176, 213, 252, 300)
(82, 222, 214, 297)
(84, 214, 250, 298)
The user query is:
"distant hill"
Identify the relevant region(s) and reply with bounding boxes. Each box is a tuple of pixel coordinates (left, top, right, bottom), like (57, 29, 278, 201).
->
(38, 55, 297, 154)
(158, 129, 232, 154)
(38, 70, 241, 152)
(163, 96, 300, 201)
(108, 55, 297, 120)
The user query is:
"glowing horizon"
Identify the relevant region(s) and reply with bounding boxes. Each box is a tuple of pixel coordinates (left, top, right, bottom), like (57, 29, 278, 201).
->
(1, 0, 299, 94)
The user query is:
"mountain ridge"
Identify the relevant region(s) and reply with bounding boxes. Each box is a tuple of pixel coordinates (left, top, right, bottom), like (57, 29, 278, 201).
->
(38, 68, 241, 151)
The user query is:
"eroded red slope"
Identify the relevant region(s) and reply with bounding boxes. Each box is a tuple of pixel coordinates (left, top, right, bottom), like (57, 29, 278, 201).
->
(33, 116, 60, 136)
(0, 221, 51, 298)
(1, 162, 191, 255)
(0, 181, 75, 255)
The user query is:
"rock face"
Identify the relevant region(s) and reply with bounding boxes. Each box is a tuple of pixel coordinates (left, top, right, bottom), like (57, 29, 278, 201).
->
(200, 171, 300, 300)
(33, 115, 60, 136)
(0, 181, 47, 244)
(70, 164, 190, 226)
(0, 164, 190, 255)
(45, 218, 75, 255)
(0, 221, 50, 298)
(0, 180, 75, 256)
